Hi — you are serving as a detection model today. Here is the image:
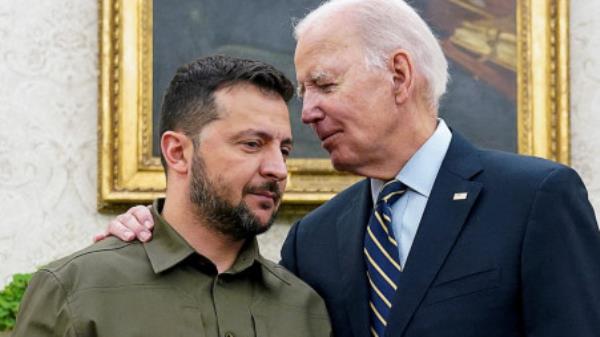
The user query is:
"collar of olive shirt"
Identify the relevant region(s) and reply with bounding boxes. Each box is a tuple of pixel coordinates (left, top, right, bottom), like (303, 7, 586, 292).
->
(143, 198, 268, 276)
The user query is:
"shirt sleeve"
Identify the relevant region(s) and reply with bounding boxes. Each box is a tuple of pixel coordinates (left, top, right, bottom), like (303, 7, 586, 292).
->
(12, 269, 79, 337)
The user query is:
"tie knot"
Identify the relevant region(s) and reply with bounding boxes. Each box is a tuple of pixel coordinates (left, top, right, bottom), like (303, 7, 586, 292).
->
(377, 179, 407, 206)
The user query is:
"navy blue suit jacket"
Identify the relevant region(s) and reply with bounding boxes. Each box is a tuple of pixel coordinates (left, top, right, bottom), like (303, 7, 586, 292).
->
(281, 132, 600, 337)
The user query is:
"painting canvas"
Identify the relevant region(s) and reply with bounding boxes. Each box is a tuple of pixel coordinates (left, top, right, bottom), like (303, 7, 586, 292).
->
(152, 0, 517, 157)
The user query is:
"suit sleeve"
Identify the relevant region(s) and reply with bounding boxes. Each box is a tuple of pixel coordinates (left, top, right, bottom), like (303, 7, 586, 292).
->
(12, 270, 79, 337)
(521, 166, 600, 337)
(280, 220, 301, 275)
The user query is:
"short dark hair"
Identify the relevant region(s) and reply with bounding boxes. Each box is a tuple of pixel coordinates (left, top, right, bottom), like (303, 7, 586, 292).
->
(159, 55, 294, 171)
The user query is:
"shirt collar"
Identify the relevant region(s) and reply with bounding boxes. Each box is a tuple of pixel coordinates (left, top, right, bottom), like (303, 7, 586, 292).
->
(370, 119, 452, 203)
(144, 198, 263, 275)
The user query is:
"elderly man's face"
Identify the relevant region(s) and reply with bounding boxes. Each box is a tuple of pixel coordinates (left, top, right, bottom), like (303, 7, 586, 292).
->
(294, 22, 403, 176)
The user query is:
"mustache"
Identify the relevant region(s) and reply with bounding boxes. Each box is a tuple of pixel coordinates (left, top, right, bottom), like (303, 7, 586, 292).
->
(243, 181, 283, 202)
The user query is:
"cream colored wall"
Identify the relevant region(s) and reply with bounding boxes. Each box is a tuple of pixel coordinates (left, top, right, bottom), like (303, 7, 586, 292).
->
(570, 0, 600, 211)
(0, 0, 599, 288)
(0, 0, 109, 287)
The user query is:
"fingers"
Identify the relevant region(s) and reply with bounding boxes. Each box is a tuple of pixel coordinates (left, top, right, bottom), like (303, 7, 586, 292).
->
(93, 205, 156, 244)
(108, 216, 138, 241)
(92, 230, 109, 243)
(128, 205, 155, 230)
(114, 213, 152, 242)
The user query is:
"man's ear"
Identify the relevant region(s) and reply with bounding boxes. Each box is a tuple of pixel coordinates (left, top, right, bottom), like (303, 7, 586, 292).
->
(161, 131, 193, 175)
(389, 49, 414, 105)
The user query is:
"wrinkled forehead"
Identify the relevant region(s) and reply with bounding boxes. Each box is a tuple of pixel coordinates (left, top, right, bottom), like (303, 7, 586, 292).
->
(294, 31, 361, 79)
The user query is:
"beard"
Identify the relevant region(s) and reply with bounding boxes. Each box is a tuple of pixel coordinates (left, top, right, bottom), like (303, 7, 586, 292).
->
(189, 154, 281, 241)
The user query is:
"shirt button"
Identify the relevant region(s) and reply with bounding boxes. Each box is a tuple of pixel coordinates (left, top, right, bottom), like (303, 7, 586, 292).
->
(224, 332, 235, 337)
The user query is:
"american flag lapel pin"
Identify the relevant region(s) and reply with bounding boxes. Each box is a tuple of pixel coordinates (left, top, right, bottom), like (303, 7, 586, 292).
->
(453, 192, 468, 201)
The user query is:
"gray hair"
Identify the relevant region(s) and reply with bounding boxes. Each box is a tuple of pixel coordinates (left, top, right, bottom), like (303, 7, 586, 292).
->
(294, 0, 449, 110)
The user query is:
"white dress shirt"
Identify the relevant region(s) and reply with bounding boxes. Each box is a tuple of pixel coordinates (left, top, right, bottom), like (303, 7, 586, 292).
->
(370, 119, 452, 268)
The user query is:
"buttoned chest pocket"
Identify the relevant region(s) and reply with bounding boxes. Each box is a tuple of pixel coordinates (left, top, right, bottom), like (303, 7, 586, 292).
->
(72, 286, 207, 337)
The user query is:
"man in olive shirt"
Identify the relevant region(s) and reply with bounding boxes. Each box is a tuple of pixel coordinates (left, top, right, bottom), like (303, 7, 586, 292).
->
(13, 55, 331, 337)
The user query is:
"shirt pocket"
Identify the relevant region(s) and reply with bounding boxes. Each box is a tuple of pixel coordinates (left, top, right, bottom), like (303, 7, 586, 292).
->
(73, 286, 208, 337)
(250, 306, 331, 337)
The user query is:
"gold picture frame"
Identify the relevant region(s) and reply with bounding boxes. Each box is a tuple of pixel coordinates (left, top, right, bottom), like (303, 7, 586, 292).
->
(98, 0, 570, 212)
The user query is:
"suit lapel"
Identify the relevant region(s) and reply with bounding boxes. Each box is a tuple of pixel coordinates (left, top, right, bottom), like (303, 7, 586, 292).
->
(337, 179, 373, 337)
(385, 133, 484, 337)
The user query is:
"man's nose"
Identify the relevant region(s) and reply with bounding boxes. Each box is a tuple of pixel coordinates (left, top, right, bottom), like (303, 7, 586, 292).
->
(300, 92, 325, 125)
(261, 148, 288, 181)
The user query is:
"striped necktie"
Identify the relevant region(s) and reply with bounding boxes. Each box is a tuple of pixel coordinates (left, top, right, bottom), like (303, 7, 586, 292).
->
(364, 179, 407, 337)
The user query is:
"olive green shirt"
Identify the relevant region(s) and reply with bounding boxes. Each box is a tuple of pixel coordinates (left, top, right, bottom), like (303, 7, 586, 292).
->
(13, 200, 331, 337)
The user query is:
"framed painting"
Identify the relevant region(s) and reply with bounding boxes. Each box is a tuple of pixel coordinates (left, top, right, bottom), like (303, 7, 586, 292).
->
(98, 0, 569, 213)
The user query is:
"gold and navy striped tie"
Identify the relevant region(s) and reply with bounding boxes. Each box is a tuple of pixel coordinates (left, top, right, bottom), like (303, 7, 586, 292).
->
(364, 179, 406, 337)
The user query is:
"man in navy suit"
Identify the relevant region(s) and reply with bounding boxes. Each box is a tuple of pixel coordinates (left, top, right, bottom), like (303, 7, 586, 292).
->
(102, 0, 600, 336)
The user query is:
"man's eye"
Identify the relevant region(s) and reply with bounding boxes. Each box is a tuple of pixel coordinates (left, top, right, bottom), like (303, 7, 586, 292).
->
(319, 83, 335, 92)
(243, 141, 261, 149)
(281, 147, 292, 158)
